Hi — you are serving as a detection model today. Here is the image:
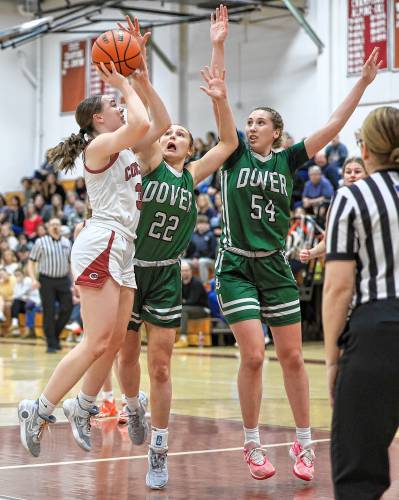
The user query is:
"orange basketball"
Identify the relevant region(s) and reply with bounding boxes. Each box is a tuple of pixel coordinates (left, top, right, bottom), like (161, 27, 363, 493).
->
(92, 29, 141, 77)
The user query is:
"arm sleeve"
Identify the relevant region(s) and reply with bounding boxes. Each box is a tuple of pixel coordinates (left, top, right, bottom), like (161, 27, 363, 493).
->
(223, 132, 247, 170)
(286, 140, 310, 174)
(29, 240, 42, 262)
(325, 188, 358, 261)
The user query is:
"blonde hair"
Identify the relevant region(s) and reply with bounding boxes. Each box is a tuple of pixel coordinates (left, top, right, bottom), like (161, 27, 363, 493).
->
(361, 107, 399, 167)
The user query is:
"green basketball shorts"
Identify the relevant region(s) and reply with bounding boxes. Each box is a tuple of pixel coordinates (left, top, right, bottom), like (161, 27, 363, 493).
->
(128, 262, 182, 331)
(215, 249, 301, 327)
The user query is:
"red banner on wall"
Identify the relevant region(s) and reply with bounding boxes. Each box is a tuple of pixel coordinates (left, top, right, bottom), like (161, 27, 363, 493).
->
(347, 0, 388, 75)
(394, 1, 399, 69)
(61, 40, 86, 113)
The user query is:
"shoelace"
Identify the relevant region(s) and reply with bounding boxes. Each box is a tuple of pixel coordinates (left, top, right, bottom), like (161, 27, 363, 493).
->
(36, 420, 49, 441)
(298, 448, 315, 468)
(128, 411, 140, 430)
(150, 450, 167, 471)
(247, 447, 266, 466)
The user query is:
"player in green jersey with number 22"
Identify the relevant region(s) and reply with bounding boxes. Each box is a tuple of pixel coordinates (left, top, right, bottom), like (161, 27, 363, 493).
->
(116, 6, 238, 490)
(211, 13, 382, 482)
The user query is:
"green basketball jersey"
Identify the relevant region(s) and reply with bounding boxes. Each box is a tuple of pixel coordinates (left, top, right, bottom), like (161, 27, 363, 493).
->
(135, 161, 197, 261)
(220, 138, 308, 252)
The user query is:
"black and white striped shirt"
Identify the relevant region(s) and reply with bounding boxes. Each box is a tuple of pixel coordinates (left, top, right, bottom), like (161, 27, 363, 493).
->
(326, 169, 399, 305)
(29, 235, 71, 278)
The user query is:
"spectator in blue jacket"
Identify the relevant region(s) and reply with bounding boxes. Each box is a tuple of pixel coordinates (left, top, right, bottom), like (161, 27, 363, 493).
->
(302, 166, 334, 217)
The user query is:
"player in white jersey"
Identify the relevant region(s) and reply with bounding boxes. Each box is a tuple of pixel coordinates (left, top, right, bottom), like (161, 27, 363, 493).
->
(18, 23, 172, 457)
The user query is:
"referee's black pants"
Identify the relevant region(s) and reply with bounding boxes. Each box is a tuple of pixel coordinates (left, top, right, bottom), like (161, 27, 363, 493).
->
(39, 274, 73, 350)
(332, 298, 399, 500)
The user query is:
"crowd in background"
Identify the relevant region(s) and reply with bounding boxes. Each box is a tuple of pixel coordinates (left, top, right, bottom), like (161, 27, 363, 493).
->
(0, 131, 349, 339)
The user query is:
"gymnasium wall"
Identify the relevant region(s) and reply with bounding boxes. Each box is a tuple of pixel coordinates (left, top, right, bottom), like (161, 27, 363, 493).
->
(1, 0, 398, 191)
(0, 2, 37, 192)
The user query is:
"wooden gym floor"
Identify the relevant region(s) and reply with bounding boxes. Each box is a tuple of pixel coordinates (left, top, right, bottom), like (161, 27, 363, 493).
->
(1, 339, 398, 499)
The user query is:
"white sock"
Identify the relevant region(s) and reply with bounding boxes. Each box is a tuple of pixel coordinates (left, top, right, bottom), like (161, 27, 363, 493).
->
(151, 427, 168, 449)
(102, 390, 113, 402)
(78, 391, 96, 411)
(11, 318, 18, 327)
(38, 394, 56, 417)
(121, 393, 127, 404)
(296, 427, 312, 449)
(243, 426, 260, 447)
(179, 335, 187, 341)
(126, 394, 140, 411)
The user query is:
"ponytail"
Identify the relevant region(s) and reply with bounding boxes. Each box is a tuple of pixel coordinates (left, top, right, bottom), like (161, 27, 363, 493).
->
(47, 130, 88, 173)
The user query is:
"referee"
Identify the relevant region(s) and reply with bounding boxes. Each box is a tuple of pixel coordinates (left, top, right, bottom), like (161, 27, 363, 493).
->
(323, 106, 399, 500)
(27, 218, 73, 353)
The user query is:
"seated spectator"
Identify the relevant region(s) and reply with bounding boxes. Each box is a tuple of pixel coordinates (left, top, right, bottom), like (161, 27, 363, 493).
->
(23, 202, 44, 241)
(205, 131, 218, 150)
(67, 200, 86, 231)
(0, 239, 10, 255)
(33, 193, 52, 222)
(1, 249, 18, 275)
(175, 260, 210, 348)
(65, 285, 83, 342)
(0, 268, 16, 324)
(16, 233, 32, 252)
(210, 192, 222, 228)
(43, 172, 66, 205)
(314, 151, 340, 190)
(9, 268, 40, 338)
(197, 193, 216, 221)
(192, 138, 207, 160)
(75, 177, 87, 201)
(31, 177, 45, 199)
(0, 195, 10, 224)
(0, 223, 18, 251)
(50, 194, 67, 224)
(8, 196, 25, 234)
(281, 132, 294, 150)
(207, 167, 221, 196)
(64, 191, 78, 219)
(325, 134, 348, 168)
(187, 215, 217, 283)
(36, 223, 47, 238)
(21, 177, 33, 202)
(302, 166, 334, 217)
(16, 245, 30, 271)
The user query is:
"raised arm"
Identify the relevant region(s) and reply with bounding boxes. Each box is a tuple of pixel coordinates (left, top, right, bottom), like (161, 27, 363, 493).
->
(187, 65, 238, 186)
(210, 4, 228, 131)
(118, 16, 171, 172)
(86, 62, 149, 169)
(304, 48, 382, 159)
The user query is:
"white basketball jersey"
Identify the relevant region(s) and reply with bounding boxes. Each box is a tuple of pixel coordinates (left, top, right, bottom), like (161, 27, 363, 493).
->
(84, 148, 142, 241)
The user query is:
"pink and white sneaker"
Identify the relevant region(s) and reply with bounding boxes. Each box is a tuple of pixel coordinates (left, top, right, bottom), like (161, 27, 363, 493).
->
(243, 443, 276, 480)
(289, 439, 315, 481)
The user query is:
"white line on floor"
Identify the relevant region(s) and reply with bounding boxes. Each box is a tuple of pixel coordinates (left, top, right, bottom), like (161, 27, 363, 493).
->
(0, 438, 330, 471)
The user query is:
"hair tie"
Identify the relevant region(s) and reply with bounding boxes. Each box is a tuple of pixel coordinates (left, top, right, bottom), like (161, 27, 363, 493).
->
(79, 128, 86, 135)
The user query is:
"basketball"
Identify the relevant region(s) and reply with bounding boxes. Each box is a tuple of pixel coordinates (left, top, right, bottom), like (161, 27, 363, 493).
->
(92, 29, 141, 77)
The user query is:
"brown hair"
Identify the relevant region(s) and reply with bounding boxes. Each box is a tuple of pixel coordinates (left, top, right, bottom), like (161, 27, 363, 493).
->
(47, 95, 103, 173)
(343, 156, 365, 170)
(361, 107, 399, 167)
(252, 107, 284, 148)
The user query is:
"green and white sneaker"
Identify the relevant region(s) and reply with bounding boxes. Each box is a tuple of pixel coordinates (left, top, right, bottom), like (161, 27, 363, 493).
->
(146, 446, 168, 489)
(63, 397, 99, 451)
(18, 399, 56, 457)
(127, 391, 148, 446)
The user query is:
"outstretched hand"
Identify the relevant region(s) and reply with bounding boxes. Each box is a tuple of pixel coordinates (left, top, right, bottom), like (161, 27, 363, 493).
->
(210, 4, 229, 45)
(96, 61, 127, 90)
(117, 15, 151, 53)
(361, 47, 382, 85)
(200, 65, 227, 100)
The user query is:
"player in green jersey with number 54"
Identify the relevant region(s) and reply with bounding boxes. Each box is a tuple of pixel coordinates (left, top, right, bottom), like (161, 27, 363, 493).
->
(116, 6, 238, 491)
(211, 16, 382, 482)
